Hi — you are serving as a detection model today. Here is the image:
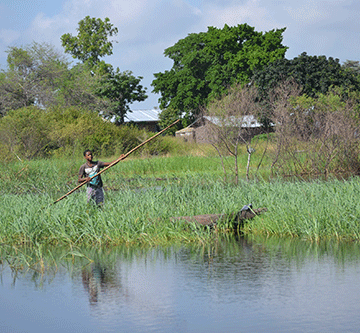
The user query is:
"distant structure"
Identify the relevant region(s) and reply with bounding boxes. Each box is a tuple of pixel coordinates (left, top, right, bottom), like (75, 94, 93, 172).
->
(176, 115, 267, 143)
(125, 111, 269, 142)
(125, 109, 161, 132)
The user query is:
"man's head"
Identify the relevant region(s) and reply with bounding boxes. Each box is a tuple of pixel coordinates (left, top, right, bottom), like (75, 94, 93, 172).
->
(83, 149, 93, 162)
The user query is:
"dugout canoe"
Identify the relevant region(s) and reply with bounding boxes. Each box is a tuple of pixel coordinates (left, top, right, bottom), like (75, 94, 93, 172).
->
(171, 205, 267, 228)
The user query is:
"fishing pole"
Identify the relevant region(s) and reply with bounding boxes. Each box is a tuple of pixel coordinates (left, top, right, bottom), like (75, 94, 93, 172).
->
(53, 118, 181, 204)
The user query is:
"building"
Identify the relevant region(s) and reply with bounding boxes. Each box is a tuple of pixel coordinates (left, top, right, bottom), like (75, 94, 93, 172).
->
(176, 115, 269, 143)
(124, 109, 161, 132)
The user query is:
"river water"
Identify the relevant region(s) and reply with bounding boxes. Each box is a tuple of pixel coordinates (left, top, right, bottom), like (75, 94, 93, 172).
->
(1, 235, 360, 333)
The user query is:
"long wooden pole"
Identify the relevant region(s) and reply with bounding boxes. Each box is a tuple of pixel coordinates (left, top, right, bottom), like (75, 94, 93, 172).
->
(53, 118, 181, 204)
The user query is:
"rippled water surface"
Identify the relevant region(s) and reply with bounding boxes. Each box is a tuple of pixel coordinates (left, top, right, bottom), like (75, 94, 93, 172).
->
(1, 236, 360, 333)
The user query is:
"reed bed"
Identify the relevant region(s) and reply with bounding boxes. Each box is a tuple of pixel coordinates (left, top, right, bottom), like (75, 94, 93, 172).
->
(0, 151, 272, 195)
(1, 172, 360, 248)
(2, 152, 360, 249)
(0, 176, 244, 247)
(242, 178, 360, 241)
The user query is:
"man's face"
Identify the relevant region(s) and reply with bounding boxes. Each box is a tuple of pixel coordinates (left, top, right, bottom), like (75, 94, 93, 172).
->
(85, 151, 93, 162)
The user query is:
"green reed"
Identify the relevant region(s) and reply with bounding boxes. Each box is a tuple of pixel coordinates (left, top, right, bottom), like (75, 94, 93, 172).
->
(0, 151, 273, 196)
(242, 178, 360, 241)
(2, 153, 360, 247)
(2, 176, 360, 248)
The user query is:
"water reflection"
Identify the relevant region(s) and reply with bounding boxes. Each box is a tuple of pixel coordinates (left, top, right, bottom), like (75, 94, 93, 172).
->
(1, 236, 360, 332)
(81, 261, 127, 305)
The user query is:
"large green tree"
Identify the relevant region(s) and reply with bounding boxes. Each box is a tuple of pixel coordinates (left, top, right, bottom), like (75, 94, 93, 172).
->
(151, 23, 287, 124)
(61, 16, 147, 124)
(252, 52, 360, 100)
(95, 66, 147, 124)
(61, 16, 118, 68)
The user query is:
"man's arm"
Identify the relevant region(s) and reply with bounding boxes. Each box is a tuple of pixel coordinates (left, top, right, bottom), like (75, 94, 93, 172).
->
(78, 175, 90, 184)
(102, 155, 124, 167)
(78, 166, 90, 184)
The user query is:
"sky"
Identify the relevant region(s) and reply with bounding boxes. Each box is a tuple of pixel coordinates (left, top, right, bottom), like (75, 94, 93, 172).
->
(0, 0, 359, 110)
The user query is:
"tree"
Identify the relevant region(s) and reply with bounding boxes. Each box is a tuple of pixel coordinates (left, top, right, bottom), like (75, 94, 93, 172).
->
(342, 60, 360, 75)
(158, 106, 182, 134)
(61, 16, 118, 68)
(54, 62, 104, 111)
(0, 42, 69, 115)
(152, 23, 287, 125)
(94, 67, 147, 125)
(252, 53, 360, 127)
(205, 84, 264, 183)
(61, 16, 147, 124)
(253, 52, 360, 101)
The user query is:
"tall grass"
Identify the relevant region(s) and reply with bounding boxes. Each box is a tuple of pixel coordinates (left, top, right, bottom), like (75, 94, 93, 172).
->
(242, 178, 360, 241)
(0, 144, 274, 196)
(2, 144, 360, 247)
(1, 174, 360, 247)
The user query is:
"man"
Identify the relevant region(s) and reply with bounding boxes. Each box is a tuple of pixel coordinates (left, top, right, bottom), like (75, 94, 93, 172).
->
(78, 150, 115, 205)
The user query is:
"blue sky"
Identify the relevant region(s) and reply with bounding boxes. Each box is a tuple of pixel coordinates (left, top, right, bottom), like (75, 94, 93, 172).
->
(0, 0, 359, 110)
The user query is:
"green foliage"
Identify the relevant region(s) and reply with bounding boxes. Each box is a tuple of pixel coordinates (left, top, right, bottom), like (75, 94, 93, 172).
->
(0, 42, 69, 115)
(342, 60, 360, 74)
(152, 23, 287, 124)
(0, 106, 185, 161)
(95, 67, 147, 124)
(61, 16, 118, 68)
(53, 63, 102, 111)
(253, 52, 360, 101)
(60, 16, 147, 123)
(0, 107, 51, 159)
(158, 106, 183, 134)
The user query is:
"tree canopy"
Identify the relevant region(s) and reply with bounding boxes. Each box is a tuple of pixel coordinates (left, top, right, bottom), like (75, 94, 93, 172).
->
(252, 52, 360, 100)
(61, 16, 147, 124)
(0, 42, 70, 115)
(151, 23, 287, 124)
(95, 67, 147, 124)
(61, 16, 118, 68)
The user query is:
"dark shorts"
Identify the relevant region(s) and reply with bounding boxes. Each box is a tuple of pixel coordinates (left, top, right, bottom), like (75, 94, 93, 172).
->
(87, 186, 104, 205)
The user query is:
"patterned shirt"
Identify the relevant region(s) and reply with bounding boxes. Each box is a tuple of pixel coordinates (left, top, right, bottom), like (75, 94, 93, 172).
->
(79, 161, 105, 188)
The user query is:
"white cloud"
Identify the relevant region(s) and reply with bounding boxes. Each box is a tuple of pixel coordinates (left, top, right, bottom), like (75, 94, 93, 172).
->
(100, 0, 151, 25)
(0, 29, 21, 44)
(285, 0, 329, 23)
(197, 0, 282, 32)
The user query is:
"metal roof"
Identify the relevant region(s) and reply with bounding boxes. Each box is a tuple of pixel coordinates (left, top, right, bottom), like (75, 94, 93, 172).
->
(124, 109, 160, 123)
(204, 115, 262, 128)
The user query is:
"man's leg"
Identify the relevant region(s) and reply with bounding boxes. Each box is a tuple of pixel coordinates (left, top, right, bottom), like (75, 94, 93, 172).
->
(94, 187, 104, 205)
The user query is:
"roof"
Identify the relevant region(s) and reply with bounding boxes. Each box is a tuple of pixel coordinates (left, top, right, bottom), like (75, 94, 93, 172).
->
(124, 109, 160, 123)
(176, 127, 195, 133)
(204, 115, 262, 128)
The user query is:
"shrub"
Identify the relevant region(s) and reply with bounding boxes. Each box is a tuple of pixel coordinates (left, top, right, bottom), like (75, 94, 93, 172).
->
(0, 106, 182, 160)
(0, 106, 51, 159)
